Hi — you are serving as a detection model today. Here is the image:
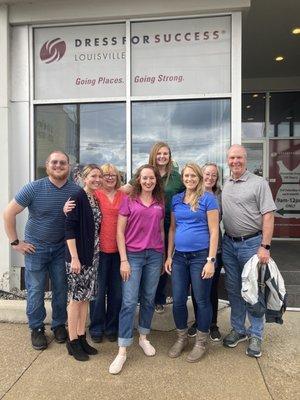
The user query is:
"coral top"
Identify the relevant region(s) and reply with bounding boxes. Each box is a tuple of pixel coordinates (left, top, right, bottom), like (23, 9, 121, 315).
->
(95, 189, 125, 253)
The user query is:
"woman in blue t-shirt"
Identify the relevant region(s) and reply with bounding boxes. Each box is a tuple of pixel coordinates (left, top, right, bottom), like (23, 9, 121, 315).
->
(165, 163, 219, 362)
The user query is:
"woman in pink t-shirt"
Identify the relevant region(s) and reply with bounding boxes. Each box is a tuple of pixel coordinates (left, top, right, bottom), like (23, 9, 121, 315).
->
(89, 163, 126, 343)
(109, 164, 165, 374)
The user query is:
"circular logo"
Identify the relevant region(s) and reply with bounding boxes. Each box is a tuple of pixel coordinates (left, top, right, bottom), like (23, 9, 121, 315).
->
(40, 38, 66, 64)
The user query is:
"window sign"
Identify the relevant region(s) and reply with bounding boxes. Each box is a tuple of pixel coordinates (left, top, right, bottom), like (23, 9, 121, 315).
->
(34, 16, 231, 100)
(269, 139, 300, 238)
(131, 16, 231, 96)
(34, 23, 126, 100)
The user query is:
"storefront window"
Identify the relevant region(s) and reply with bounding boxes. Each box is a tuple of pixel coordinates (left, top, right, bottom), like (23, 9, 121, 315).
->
(243, 142, 264, 176)
(131, 99, 230, 179)
(35, 104, 79, 178)
(269, 92, 300, 137)
(35, 103, 126, 179)
(242, 93, 265, 139)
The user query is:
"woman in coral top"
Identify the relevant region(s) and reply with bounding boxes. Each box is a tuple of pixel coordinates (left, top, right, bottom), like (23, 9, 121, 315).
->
(89, 163, 126, 343)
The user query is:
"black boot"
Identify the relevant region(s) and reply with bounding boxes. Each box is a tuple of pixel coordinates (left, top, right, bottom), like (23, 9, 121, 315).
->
(66, 338, 89, 361)
(78, 334, 98, 355)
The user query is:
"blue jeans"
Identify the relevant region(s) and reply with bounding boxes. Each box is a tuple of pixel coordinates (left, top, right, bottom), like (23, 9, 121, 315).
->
(89, 252, 122, 337)
(172, 249, 212, 333)
(24, 241, 67, 330)
(118, 249, 163, 347)
(222, 234, 264, 340)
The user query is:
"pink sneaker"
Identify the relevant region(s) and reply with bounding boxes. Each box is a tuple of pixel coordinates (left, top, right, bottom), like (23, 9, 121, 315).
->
(139, 338, 156, 356)
(109, 354, 127, 374)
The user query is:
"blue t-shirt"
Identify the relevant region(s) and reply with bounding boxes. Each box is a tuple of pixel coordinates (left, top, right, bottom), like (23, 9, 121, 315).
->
(15, 177, 79, 244)
(172, 191, 219, 252)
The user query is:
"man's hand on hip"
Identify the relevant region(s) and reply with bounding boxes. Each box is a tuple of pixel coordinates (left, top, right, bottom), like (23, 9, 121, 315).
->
(12, 241, 36, 255)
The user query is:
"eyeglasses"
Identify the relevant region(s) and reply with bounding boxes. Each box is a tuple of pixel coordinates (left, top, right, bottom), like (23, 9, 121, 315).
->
(48, 160, 68, 166)
(103, 174, 117, 180)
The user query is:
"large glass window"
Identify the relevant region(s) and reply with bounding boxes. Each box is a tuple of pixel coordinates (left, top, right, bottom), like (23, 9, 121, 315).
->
(35, 104, 79, 178)
(131, 99, 230, 179)
(35, 103, 126, 179)
(242, 93, 265, 139)
(269, 92, 300, 137)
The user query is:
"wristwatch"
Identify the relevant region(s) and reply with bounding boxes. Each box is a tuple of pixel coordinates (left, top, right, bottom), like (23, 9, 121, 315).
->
(10, 239, 19, 246)
(260, 244, 271, 250)
(206, 257, 216, 263)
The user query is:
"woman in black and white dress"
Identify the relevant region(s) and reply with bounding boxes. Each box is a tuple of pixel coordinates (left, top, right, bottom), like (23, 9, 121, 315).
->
(65, 164, 102, 361)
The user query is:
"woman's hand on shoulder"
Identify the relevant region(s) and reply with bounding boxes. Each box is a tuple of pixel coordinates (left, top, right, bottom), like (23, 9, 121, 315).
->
(165, 256, 173, 275)
(120, 260, 131, 281)
(201, 262, 215, 279)
(64, 197, 76, 215)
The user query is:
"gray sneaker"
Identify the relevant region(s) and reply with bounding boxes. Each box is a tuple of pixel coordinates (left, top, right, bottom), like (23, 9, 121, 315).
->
(223, 329, 248, 348)
(246, 337, 262, 358)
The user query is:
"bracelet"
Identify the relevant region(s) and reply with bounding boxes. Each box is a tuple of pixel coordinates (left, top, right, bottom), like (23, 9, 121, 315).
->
(121, 259, 128, 262)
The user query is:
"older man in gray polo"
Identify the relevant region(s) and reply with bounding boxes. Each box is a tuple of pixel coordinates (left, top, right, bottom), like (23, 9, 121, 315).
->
(222, 144, 276, 358)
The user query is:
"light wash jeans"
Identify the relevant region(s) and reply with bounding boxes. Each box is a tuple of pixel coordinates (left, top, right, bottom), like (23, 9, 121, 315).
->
(222, 234, 264, 340)
(118, 249, 163, 347)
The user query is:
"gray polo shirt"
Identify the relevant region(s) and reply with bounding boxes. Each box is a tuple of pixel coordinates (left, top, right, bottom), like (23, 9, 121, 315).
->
(222, 170, 276, 237)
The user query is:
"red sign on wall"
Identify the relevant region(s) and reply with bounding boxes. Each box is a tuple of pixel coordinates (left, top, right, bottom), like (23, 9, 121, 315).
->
(269, 139, 300, 238)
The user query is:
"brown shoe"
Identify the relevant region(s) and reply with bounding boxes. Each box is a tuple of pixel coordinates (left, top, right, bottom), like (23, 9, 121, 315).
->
(168, 329, 188, 358)
(186, 330, 208, 362)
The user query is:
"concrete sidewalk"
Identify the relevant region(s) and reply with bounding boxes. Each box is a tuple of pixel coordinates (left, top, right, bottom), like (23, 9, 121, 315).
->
(0, 306, 299, 400)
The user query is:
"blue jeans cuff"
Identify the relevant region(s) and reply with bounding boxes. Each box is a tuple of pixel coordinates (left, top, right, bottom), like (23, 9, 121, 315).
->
(138, 325, 150, 335)
(118, 337, 133, 347)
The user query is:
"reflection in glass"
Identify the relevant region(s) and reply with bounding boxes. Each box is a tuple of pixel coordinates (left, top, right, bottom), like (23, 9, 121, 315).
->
(243, 142, 264, 176)
(80, 103, 126, 179)
(269, 92, 300, 137)
(132, 99, 230, 182)
(242, 93, 265, 139)
(35, 104, 78, 178)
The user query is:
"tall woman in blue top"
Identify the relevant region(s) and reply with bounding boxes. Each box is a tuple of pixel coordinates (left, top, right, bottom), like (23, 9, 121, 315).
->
(165, 163, 219, 362)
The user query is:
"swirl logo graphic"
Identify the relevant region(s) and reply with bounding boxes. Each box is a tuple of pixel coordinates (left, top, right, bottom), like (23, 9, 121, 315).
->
(40, 38, 66, 64)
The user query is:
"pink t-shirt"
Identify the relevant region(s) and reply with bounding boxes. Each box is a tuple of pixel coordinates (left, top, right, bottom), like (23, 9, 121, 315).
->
(119, 196, 165, 253)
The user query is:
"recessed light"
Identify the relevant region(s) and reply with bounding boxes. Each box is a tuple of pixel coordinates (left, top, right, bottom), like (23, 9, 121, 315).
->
(247, 118, 254, 121)
(286, 116, 293, 120)
(253, 94, 258, 98)
(246, 105, 251, 109)
(275, 56, 284, 62)
(292, 28, 300, 35)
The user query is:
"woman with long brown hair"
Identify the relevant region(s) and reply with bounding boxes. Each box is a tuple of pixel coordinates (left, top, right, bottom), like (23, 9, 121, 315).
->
(109, 164, 165, 374)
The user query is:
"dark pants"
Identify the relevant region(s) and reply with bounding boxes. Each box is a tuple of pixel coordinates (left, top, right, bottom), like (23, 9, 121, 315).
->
(89, 252, 122, 337)
(191, 252, 223, 326)
(155, 221, 170, 305)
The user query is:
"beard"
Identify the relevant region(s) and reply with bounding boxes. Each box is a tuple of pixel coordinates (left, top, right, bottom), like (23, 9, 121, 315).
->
(47, 168, 69, 181)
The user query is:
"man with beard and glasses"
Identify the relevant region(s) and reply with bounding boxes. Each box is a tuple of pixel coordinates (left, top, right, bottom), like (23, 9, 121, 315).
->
(4, 151, 79, 350)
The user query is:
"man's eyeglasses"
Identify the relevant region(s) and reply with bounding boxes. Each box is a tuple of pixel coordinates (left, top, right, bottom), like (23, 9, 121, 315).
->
(48, 160, 68, 166)
(103, 174, 117, 180)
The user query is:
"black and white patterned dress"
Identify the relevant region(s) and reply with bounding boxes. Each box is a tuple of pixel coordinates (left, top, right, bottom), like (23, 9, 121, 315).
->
(66, 193, 101, 301)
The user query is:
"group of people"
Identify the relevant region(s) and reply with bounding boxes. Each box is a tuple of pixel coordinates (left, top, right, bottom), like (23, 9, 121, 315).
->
(3, 141, 276, 375)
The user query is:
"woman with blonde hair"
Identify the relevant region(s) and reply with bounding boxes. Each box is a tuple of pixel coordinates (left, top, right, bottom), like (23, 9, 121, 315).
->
(188, 162, 223, 341)
(65, 164, 102, 361)
(165, 163, 219, 362)
(89, 163, 125, 343)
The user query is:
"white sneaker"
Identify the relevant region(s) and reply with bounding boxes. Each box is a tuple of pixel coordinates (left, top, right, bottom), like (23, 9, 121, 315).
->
(139, 338, 156, 356)
(109, 354, 127, 374)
